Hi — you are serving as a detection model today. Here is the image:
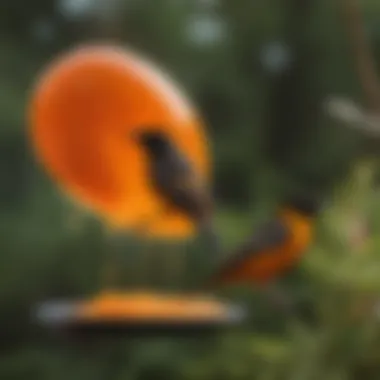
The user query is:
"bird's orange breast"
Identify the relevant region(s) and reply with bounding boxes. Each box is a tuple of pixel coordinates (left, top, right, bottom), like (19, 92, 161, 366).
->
(221, 209, 313, 285)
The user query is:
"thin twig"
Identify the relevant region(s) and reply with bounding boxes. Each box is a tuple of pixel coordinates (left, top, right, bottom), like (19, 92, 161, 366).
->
(325, 96, 380, 137)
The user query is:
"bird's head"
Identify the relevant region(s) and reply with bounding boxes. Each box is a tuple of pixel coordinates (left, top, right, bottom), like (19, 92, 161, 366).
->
(132, 129, 170, 157)
(283, 191, 323, 217)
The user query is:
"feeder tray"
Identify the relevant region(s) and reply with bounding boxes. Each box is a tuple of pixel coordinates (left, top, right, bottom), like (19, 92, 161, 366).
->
(35, 291, 246, 337)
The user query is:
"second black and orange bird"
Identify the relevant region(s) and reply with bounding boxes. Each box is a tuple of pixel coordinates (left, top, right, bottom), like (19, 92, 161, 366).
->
(208, 193, 322, 289)
(133, 129, 220, 253)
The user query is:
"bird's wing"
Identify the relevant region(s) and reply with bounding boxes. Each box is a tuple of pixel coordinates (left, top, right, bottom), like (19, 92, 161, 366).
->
(170, 156, 213, 209)
(171, 156, 199, 188)
(215, 218, 290, 273)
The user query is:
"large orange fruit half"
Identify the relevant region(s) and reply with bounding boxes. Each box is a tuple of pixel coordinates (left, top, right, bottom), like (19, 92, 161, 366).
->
(29, 44, 210, 239)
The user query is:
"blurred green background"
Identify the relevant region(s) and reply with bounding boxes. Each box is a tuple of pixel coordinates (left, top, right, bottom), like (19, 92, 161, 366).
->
(3, 0, 380, 379)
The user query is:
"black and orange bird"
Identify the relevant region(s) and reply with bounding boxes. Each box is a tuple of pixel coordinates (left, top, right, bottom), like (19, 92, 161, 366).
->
(133, 129, 220, 254)
(207, 192, 322, 310)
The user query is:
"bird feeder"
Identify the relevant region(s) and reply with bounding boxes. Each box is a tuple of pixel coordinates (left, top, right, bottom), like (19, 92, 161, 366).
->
(29, 44, 246, 335)
(36, 291, 245, 336)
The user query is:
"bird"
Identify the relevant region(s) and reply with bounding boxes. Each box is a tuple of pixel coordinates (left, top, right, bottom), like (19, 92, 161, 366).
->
(133, 129, 220, 256)
(206, 192, 323, 311)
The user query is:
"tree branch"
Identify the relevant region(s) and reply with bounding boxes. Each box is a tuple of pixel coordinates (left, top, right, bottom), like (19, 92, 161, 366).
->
(325, 96, 380, 137)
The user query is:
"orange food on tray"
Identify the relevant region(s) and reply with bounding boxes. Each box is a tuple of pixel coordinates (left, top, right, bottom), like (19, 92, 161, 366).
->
(78, 292, 229, 321)
(28, 44, 210, 238)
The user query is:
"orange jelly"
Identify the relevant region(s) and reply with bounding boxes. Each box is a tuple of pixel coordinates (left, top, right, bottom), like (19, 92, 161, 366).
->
(78, 291, 229, 321)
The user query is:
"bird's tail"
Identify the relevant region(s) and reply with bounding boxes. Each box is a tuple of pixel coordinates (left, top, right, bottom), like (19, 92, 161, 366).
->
(201, 244, 248, 291)
(204, 261, 238, 289)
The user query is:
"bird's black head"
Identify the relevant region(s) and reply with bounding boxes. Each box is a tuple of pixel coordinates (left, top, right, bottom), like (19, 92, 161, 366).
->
(284, 192, 323, 217)
(133, 129, 170, 157)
